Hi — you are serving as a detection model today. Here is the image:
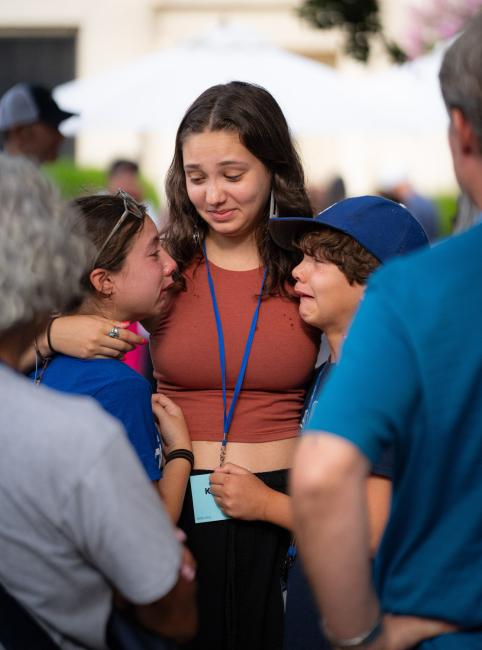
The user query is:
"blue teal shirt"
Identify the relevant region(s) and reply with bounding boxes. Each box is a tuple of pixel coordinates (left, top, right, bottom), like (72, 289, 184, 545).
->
(306, 223, 482, 631)
(31, 356, 162, 481)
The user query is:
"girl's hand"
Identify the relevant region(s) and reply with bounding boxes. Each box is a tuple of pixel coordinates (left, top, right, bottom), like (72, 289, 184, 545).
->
(49, 315, 145, 359)
(209, 462, 270, 520)
(152, 393, 192, 455)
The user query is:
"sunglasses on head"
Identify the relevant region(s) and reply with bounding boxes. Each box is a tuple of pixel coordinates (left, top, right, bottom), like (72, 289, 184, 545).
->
(92, 190, 145, 267)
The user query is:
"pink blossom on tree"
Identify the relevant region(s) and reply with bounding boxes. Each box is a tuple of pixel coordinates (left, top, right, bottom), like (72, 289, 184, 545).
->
(404, 0, 482, 58)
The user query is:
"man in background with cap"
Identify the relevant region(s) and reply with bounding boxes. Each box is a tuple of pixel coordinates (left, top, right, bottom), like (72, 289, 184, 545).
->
(0, 83, 74, 163)
(292, 11, 482, 650)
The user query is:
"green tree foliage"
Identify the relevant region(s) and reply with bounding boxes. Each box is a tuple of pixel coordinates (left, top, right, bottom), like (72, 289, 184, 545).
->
(298, 0, 406, 62)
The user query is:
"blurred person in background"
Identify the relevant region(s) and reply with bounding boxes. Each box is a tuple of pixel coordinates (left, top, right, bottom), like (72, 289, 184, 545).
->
(107, 159, 144, 202)
(307, 175, 346, 214)
(0, 153, 196, 649)
(323, 175, 346, 209)
(378, 169, 440, 242)
(0, 83, 73, 163)
(107, 158, 161, 228)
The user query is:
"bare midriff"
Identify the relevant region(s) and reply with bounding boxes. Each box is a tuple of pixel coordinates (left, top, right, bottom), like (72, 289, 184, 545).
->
(192, 437, 298, 472)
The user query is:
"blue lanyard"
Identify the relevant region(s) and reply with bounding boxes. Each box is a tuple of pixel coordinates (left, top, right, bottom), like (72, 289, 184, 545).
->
(300, 361, 333, 431)
(202, 243, 268, 465)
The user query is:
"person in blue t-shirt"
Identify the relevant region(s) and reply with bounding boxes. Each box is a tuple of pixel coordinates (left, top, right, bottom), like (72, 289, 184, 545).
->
(32, 192, 192, 522)
(267, 195, 428, 650)
(291, 13, 482, 650)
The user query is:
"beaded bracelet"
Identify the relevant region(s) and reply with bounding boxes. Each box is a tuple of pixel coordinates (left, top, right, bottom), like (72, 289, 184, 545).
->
(164, 449, 194, 471)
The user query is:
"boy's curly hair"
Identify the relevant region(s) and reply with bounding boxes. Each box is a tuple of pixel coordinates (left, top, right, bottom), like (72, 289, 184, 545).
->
(299, 227, 380, 285)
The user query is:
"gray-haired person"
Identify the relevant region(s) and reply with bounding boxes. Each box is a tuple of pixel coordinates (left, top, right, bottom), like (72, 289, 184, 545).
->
(0, 153, 196, 649)
(292, 11, 482, 650)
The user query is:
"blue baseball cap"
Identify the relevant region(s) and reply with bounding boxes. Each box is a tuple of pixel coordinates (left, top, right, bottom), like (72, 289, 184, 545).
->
(269, 195, 429, 262)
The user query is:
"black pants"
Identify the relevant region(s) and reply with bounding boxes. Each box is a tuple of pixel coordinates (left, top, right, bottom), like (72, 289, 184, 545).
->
(179, 469, 290, 650)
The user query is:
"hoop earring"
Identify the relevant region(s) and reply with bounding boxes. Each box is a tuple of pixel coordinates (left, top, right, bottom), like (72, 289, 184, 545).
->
(269, 190, 279, 220)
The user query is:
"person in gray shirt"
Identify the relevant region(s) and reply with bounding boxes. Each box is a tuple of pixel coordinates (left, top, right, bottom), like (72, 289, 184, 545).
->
(0, 153, 197, 649)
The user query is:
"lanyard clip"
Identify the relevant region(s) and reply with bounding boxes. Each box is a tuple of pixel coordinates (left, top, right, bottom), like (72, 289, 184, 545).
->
(219, 439, 227, 467)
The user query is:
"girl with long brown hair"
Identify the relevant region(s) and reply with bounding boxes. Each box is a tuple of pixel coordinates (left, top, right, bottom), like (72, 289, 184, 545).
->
(44, 82, 319, 650)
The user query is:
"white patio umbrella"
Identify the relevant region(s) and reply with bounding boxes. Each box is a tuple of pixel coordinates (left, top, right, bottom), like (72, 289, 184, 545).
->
(54, 22, 359, 136)
(347, 42, 449, 133)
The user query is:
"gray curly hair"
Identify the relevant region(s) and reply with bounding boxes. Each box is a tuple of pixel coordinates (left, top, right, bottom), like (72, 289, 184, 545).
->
(0, 153, 91, 333)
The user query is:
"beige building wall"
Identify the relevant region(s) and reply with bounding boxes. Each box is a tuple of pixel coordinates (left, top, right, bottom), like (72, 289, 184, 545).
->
(0, 0, 457, 201)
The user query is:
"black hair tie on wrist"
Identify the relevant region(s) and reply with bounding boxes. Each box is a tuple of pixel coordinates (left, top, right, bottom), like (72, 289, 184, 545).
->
(46, 315, 61, 355)
(164, 449, 194, 471)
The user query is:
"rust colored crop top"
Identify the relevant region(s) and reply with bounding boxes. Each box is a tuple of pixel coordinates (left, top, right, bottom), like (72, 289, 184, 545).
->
(150, 259, 319, 443)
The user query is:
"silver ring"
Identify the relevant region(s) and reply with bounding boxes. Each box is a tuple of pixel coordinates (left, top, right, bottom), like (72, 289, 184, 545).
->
(108, 326, 120, 339)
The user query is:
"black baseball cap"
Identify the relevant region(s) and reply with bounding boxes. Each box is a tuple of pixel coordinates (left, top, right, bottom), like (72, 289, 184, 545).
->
(0, 83, 75, 130)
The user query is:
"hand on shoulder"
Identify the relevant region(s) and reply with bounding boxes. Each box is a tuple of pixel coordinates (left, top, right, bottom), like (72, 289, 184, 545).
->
(50, 315, 144, 359)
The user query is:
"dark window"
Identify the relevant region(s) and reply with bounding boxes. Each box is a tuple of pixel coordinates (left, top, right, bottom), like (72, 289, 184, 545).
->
(0, 31, 76, 157)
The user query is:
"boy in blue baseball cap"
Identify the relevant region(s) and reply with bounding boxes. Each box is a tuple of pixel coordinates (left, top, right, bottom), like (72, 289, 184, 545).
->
(269, 195, 428, 650)
(270, 195, 428, 376)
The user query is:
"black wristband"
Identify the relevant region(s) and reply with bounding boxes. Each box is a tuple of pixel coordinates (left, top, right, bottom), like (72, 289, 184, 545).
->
(46, 315, 60, 355)
(164, 449, 194, 471)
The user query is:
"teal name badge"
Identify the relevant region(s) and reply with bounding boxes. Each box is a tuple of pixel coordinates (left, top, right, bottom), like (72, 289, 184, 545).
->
(190, 474, 229, 524)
